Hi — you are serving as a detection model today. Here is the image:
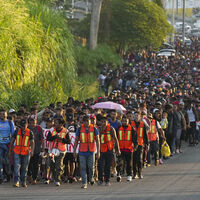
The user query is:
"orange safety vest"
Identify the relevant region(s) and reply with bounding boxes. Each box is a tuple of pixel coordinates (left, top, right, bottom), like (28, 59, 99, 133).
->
(100, 124, 114, 152)
(148, 119, 157, 141)
(13, 128, 31, 156)
(50, 128, 67, 152)
(118, 124, 133, 150)
(131, 121, 144, 146)
(79, 124, 95, 152)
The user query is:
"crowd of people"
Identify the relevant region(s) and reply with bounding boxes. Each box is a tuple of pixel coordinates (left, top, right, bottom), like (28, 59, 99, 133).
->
(0, 37, 200, 189)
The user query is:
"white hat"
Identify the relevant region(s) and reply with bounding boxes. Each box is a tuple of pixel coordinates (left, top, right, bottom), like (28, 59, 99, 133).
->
(9, 109, 15, 113)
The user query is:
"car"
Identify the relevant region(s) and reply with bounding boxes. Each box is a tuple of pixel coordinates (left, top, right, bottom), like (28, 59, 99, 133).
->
(161, 43, 175, 49)
(156, 51, 175, 57)
(158, 49, 176, 53)
(191, 28, 200, 37)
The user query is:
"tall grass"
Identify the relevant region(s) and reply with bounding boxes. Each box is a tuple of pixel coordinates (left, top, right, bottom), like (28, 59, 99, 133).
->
(0, 1, 121, 109)
(0, 0, 76, 108)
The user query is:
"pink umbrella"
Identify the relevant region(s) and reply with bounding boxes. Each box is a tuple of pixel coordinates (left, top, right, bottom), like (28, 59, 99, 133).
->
(91, 101, 126, 111)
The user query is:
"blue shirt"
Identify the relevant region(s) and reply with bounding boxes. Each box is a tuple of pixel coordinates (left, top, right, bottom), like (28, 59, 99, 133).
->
(108, 119, 121, 132)
(0, 120, 15, 144)
(76, 126, 99, 156)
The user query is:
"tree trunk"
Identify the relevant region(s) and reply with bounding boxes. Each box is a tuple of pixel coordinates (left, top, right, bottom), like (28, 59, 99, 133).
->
(89, 0, 103, 50)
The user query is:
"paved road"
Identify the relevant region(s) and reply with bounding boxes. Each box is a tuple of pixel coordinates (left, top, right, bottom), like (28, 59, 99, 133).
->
(1, 143, 200, 200)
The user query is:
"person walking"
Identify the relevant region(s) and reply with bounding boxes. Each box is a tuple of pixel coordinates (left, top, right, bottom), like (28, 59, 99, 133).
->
(27, 117, 44, 184)
(116, 115, 138, 182)
(47, 118, 71, 186)
(98, 116, 120, 186)
(0, 109, 15, 184)
(9, 119, 34, 187)
(132, 111, 148, 179)
(73, 115, 100, 189)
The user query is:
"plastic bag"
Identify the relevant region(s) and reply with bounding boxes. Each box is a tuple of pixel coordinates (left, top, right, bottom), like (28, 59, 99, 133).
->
(161, 141, 171, 158)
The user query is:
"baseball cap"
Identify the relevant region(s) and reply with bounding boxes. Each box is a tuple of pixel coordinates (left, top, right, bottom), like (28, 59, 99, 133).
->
(89, 114, 96, 120)
(9, 109, 15, 113)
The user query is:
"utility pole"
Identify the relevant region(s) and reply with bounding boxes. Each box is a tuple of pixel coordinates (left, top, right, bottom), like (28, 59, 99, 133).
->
(171, 0, 175, 43)
(176, 0, 178, 15)
(182, 0, 185, 42)
(71, 0, 74, 19)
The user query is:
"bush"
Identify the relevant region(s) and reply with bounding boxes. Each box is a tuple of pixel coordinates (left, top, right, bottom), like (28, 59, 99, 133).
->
(76, 44, 122, 75)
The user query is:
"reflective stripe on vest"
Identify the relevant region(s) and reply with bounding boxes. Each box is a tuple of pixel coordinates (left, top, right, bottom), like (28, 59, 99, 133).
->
(16, 135, 20, 146)
(50, 128, 67, 151)
(13, 128, 31, 155)
(79, 124, 95, 152)
(118, 124, 132, 150)
(119, 130, 123, 141)
(139, 127, 143, 138)
(132, 121, 144, 146)
(101, 135, 105, 144)
(81, 132, 85, 143)
(24, 136, 29, 147)
(107, 134, 111, 141)
(127, 131, 131, 141)
(100, 124, 114, 152)
(90, 132, 94, 143)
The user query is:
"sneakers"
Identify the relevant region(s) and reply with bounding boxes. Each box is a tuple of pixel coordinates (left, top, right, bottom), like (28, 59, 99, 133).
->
(98, 181, 103, 185)
(176, 149, 180, 154)
(13, 182, 20, 187)
(90, 178, 95, 186)
(146, 163, 151, 167)
(159, 159, 163, 164)
(155, 160, 159, 166)
(32, 180, 37, 185)
(105, 182, 111, 186)
(44, 179, 50, 184)
(81, 184, 87, 189)
(117, 175, 121, 182)
(133, 174, 139, 179)
(21, 183, 28, 188)
(54, 181, 60, 186)
(139, 175, 144, 179)
(127, 176, 132, 182)
(27, 176, 32, 183)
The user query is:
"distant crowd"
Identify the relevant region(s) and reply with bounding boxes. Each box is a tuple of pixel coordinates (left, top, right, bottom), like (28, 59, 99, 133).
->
(0, 37, 200, 189)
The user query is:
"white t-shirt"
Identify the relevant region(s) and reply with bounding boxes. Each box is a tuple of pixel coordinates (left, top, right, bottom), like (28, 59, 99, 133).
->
(187, 108, 195, 122)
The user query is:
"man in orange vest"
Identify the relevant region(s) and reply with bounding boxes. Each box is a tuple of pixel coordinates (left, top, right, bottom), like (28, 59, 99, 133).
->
(9, 119, 34, 187)
(73, 115, 100, 189)
(116, 115, 138, 182)
(132, 111, 148, 179)
(47, 118, 71, 186)
(98, 116, 121, 186)
(147, 113, 159, 167)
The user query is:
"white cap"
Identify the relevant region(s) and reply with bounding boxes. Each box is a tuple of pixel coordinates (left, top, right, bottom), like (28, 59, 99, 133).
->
(9, 109, 15, 113)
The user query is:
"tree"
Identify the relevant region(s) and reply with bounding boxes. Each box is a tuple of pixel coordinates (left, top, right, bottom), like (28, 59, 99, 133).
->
(99, 0, 172, 51)
(89, 0, 103, 50)
(152, 0, 164, 9)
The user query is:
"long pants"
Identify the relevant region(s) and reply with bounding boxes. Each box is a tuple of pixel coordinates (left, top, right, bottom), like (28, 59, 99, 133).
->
(50, 153, 65, 182)
(98, 151, 113, 182)
(14, 153, 30, 184)
(147, 141, 159, 164)
(79, 153, 95, 184)
(133, 146, 143, 176)
(28, 153, 40, 181)
(116, 151, 133, 176)
(0, 144, 11, 180)
(166, 133, 175, 153)
(188, 122, 196, 144)
(175, 129, 182, 149)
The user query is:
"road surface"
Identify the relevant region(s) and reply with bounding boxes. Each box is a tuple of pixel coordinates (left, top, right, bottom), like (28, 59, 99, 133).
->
(0, 143, 200, 200)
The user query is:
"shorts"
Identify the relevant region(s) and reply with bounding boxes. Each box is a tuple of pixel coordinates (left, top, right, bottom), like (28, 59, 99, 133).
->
(64, 153, 75, 164)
